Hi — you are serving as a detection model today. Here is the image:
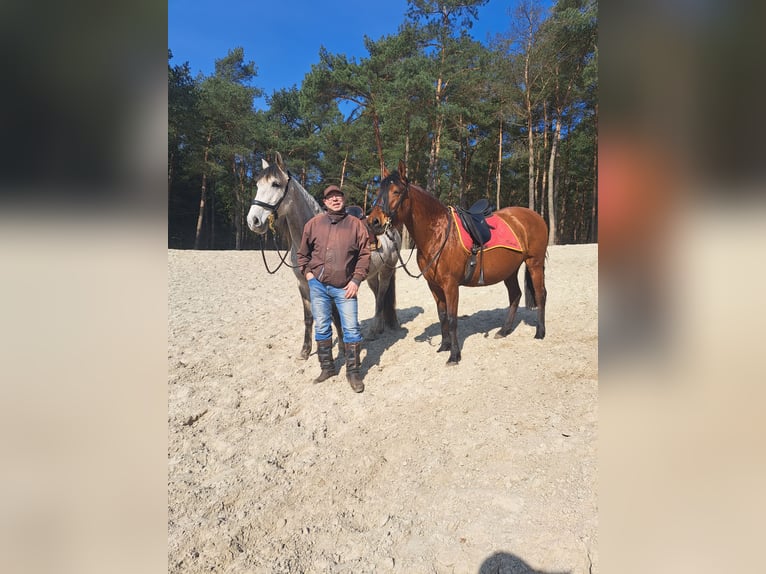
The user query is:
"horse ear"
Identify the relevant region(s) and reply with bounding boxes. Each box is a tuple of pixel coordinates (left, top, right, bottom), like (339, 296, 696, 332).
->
(382, 165, 390, 178)
(398, 159, 407, 178)
(275, 151, 285, 171)
(262, 158, 270, 169)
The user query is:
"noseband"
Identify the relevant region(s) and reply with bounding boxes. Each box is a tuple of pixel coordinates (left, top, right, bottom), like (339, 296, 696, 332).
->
(251, 171, 292, 219)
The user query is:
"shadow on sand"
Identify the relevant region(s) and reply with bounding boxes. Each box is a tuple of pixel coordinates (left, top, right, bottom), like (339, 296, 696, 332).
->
(414, 305, 540, 351)
(478, 551, 570, 574)
(358, 305, 424, 371)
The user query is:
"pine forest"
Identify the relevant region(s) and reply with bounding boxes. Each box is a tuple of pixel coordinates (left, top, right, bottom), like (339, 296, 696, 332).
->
(168, 0, 597, 249)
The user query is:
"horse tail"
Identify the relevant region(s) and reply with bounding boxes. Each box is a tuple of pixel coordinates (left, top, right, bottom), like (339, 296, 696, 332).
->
(524, 264, 538, 310)
(382, 270, 399, 329)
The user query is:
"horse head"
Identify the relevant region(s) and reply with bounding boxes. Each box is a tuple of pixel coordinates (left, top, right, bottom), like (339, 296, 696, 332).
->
(247, 152, 292, 235)
(368, 159, 409, 235)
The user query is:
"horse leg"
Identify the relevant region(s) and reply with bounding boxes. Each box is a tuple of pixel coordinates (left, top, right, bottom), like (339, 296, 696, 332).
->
(496, 272, 522, 338)
(443, 283, 461, 364)
(525, 258, 547, 339)
(428, 282, 451, 354)
(366, 273, 384, 339)
(298, 284, 313, 360)
(381, 269, 399, 330)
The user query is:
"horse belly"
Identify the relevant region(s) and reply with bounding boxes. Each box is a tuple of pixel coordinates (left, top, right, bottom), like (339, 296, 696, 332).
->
(465, 249, 523, 286)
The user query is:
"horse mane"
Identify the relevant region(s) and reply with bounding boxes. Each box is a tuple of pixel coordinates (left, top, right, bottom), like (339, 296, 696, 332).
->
(287, 174, 322, 216)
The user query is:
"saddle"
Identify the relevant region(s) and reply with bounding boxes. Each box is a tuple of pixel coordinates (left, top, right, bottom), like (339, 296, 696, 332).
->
(455, 198, 493, 246)
(346, 205, 378, 250)
(454, 199, 495, 285)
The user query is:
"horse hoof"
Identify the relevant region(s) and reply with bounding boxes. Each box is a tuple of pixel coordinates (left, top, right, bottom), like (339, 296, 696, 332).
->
(300, 349, 311, 360)
(494, 330, 509, 339)
(437, 344, 450, 353)
(446, 358, 460, 366)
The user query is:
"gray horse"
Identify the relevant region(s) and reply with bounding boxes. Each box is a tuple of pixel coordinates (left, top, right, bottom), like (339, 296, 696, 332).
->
(246, 152, 401, 359)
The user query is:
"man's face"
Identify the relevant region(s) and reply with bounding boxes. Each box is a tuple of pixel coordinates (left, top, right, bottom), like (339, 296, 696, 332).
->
(324, 192, 345, 210)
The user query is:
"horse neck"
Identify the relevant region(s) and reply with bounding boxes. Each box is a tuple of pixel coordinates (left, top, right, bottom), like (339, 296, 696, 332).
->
(402, 184, 449, 250)
(280, 180, 321, 248)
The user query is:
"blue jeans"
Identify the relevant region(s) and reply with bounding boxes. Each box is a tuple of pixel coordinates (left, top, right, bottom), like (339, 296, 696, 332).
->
(308, 278, 362, 343)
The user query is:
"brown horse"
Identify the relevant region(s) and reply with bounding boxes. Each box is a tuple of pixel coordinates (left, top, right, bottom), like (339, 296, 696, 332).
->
(368, 161, 549, 364)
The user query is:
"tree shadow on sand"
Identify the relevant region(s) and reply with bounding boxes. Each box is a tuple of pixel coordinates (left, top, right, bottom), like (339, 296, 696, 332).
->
(358, 305, 424, 371)
(478, 551, 570, 574)
(414, 305, 540, 350)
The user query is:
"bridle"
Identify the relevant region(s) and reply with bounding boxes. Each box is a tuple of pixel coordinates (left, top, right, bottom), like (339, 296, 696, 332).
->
(373, 174, 409, 223)
(373, 174, 452, 280)
(252, 171, 299, 274)
(251, 170, 292, 219)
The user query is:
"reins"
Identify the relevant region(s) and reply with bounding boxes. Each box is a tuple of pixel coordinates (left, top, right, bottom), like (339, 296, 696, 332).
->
(382, 181, 452, 280)
(254, 171, 301, 274)
(397, 211, 452, 279)
(371, 226, 411, 271)
(258, 234, 296, 274)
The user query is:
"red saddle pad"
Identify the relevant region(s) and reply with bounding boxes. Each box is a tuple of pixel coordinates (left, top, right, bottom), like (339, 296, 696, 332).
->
(450, 208, 522, 253)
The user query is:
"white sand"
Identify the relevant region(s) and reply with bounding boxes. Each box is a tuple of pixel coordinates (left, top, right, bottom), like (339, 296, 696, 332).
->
(168, 243, 597, 573)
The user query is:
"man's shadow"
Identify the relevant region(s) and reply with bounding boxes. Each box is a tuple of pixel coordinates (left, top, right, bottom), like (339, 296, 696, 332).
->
(358, 305, 423, 370)
(414, 306, 540, 349)
(478, 551, 570, 574)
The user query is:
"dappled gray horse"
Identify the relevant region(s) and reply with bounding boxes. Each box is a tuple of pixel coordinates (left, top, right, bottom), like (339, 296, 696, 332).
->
(246, 152, 401, 360)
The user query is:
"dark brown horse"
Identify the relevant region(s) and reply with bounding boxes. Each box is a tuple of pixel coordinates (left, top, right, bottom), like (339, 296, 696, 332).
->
(368, 161, 548, 364)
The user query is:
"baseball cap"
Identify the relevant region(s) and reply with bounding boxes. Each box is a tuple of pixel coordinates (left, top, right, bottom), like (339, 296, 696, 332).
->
(322, 185, 344, 198)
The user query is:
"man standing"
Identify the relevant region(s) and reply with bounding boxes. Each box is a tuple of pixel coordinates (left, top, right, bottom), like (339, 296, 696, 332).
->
(297, 185, 371, 392)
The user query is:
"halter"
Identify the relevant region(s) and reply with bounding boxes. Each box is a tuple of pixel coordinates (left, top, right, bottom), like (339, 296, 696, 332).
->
(252, 171, 299, 274)
(374, 173, 451, 280)
(251, 171, 293, 219)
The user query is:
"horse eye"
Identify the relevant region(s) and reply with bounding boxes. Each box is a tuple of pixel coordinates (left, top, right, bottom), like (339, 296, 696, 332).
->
(272, 181, 281, 188)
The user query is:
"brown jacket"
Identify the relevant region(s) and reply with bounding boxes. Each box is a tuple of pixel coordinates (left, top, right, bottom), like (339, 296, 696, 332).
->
(297, 211, 371, 288)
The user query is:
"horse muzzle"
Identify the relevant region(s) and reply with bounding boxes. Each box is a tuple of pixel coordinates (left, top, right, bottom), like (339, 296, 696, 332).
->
(367, 210, 390, 235)
(247, 206, 271, 234)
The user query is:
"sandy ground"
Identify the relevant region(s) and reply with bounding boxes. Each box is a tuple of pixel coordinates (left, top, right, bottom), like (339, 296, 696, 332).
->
(168, 243, 598, 573)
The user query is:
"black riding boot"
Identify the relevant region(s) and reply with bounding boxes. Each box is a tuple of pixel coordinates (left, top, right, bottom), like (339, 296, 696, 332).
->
(345, 342, 364, 393)
(314, 339, 336, 383)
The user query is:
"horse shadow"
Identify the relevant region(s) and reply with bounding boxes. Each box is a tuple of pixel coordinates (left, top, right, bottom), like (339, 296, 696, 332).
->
(359, 305, 424, 371)
(414, 305, 540, 349)
(478, 551, 570, 574)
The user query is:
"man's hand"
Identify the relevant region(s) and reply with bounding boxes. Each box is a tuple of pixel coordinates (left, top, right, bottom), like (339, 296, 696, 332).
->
(344, 281, 359, 299)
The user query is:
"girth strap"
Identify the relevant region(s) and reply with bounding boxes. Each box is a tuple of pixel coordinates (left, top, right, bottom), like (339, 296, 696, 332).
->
(456, 199, 494, 285)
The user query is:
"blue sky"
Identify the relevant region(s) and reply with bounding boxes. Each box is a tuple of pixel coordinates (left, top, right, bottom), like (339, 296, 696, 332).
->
(169, 0, 545, 109)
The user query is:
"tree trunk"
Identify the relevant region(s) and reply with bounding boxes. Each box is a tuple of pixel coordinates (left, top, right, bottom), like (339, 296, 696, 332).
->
(371, 106, 385, 178)
(540, 103, 549, 221)
(486, 159, 494, 202)
(341, 148, 349, 188)
(404, 116, 411, 172)
(168, 150, 174, 191)
(547, 115, 561, 246)
(497, 117, 503, 209)
(232, 157, 246, 250)
(525, 50, 535, 211)
(210, 191, 215, 249)
(592, 102, 598, 243)
(194, 132, 212, 250)
(427, 112, 444, 195)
